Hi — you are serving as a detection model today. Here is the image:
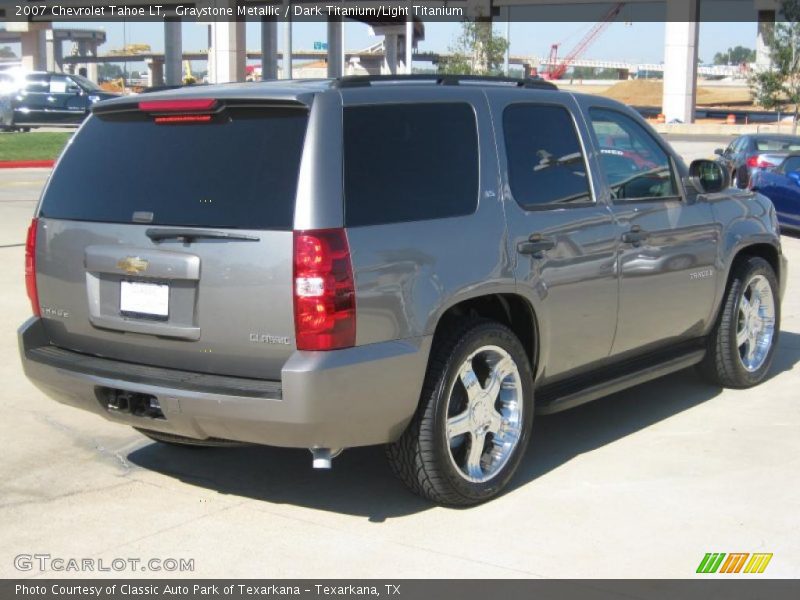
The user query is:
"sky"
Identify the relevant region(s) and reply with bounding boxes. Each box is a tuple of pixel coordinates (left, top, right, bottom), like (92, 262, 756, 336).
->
(3, 20, 758, 69)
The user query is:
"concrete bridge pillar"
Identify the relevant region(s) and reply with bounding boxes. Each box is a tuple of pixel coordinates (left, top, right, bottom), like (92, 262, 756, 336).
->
(261, 17, 278, 80)
(45, 30, 63, 73)
(146, 58, 165, 88)
(662, 0, 699, 124)
(327, 18, 345, 78)
(18, 26, 48, 71)
(207, 0, 246, 83)
(77, 40, 98, 83)
(164, 18, 183, 86)
(383, 34, 398, 75)
(756, 9, 776, 68)
(283, 0, 293, 79)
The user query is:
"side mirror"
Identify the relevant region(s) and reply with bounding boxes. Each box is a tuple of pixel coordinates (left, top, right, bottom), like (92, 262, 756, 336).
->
(714, 148, 724, 156)
(688, 159, 730, 194)
(788, 171, 800, 185)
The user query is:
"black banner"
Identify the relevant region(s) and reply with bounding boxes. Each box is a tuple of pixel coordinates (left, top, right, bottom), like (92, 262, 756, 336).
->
(0, 0, 789, 23)
(3, 580, 800, 600)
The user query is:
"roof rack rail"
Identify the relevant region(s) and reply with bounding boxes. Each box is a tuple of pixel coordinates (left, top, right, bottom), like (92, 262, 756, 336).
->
(333, 74, 558, 90)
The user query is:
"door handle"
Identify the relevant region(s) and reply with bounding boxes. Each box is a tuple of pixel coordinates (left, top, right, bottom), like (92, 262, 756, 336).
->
(517, 233, 555, 256)
(621, 225, 649, 246)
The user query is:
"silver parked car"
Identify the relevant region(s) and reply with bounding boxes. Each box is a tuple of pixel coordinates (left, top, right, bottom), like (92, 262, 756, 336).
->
(19, 76, 787, 505)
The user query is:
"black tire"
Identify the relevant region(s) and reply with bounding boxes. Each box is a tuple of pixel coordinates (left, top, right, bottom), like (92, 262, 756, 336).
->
(386, 319, 535, 506)
(700, 256, 780, 388)
(134, 428, 244, 448)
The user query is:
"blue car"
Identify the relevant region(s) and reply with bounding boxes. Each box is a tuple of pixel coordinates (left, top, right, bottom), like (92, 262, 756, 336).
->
(750, 154, 800, 234)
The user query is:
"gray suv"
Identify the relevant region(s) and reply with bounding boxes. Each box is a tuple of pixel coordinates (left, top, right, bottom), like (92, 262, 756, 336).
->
(19, 76, 787, 505)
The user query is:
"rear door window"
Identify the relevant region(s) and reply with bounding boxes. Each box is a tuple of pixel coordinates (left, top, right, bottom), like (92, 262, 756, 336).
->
(503, 103, 593, 209)
(39, 107, 308, 230)
(343, 103, 479, 226)
(25, 74, 49, 93)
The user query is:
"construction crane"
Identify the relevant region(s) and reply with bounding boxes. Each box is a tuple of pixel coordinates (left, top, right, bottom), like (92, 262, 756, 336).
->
(545, 2, 625, 80)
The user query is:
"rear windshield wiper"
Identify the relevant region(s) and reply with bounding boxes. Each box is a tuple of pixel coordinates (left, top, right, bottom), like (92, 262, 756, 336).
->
(145, 228, 260, 243)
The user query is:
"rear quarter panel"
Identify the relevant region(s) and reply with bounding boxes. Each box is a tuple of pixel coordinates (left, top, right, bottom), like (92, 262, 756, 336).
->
(340, 87, 512, 345)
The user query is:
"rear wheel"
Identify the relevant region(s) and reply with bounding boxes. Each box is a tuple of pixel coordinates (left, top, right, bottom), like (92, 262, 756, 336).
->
(387, 320, 534, 506)
(700, 256, 779, 388)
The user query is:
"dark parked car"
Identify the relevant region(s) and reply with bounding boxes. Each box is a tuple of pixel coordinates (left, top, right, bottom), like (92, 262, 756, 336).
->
(750, 154, 800, 233)
(0, 70, 118, 131)
(19, 75, 787, 505)
(715, 134, 800, 189)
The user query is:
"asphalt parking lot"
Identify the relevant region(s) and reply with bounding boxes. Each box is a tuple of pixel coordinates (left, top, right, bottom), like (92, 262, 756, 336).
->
(1, 139, 798, 578)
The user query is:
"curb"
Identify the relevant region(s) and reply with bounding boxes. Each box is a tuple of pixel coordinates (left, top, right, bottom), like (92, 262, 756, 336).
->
(0, 160, 55, 169)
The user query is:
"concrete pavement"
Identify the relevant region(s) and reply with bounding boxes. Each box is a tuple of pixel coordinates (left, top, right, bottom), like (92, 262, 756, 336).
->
(0, 162, 798, 579)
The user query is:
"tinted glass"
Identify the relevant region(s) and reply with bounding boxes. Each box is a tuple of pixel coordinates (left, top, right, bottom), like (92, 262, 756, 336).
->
(756, 137, 800, 152)
(590, 108, 677, 201)
(40, 108, 308, 230)
(70, 74, 101, 92)
(343, 103, 479, 226)
(25, 74, 49, 93)
(503, 104, 592, 208)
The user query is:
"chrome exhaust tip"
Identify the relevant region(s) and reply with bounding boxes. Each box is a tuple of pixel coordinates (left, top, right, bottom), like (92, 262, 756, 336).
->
(310, 447, 343, 469)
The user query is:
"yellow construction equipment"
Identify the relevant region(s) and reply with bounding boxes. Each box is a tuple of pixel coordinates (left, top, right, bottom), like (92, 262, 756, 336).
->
(183, 61, 197, 85)
(108, 44, 151, 56)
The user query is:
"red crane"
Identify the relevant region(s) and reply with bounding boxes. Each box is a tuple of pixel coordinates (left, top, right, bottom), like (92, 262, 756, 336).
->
(545, 2, 626, 80)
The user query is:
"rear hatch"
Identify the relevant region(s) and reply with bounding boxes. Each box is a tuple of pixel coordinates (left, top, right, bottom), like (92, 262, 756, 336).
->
(33, 96, 309, 380)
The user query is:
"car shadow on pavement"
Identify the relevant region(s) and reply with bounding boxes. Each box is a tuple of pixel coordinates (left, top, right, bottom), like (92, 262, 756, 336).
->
(512, 330, 800, 492)
(127, 331, 800, 520)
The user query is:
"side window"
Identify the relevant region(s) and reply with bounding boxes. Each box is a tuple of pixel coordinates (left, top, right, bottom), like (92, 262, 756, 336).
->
(25, 74, 49, 93)
(64, 76, 82, 94)
(589, 108, 678, 201)
(735, 137, 749, 154)
(343, 103, 479, 227)
(503, 104, 592, 209)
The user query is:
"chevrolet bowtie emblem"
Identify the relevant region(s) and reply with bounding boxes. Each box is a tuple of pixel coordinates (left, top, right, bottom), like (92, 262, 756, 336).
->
(117, 256, 149, 275)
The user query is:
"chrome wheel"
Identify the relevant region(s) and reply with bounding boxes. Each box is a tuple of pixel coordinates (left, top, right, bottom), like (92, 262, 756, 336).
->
(445, 345, 524, 483)
(736, 274, 776, 372)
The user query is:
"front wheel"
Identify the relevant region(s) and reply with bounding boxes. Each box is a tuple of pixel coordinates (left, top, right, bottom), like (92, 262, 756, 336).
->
(700, 256, 780, 388)
(387, 320, 534, 506)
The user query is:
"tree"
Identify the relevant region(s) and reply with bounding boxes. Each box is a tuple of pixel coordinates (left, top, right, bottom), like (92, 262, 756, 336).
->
(438, 20, 509, 76)
(0, 46, 16, 59)
(750, 0, 800, 133)
(97, 63, 124, 81)
(713, 46, 756, 65)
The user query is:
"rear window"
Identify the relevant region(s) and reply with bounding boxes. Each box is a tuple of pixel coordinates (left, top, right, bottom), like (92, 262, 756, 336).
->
(343, 103, 479, 227)
(756, 138, 800, 152)
(40, 107, 308, 230)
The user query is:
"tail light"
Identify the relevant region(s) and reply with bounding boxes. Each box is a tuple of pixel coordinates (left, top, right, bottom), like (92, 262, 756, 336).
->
(293, 229, 356, 351)
(747, 155, 777, 169)
(25, 218, 40, 317)
(138, 99, 217, 112)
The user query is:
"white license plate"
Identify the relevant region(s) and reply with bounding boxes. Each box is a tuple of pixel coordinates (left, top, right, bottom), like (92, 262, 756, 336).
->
(120, 280, 169, 318)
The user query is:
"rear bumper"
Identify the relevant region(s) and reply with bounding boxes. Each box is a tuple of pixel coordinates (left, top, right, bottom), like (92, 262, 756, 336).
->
(19, 317, 431, 449)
